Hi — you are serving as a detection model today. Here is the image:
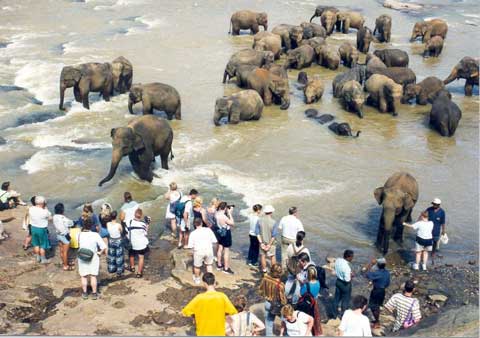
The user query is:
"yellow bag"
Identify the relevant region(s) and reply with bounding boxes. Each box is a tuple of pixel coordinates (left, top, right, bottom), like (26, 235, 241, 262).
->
(69, 227, 81, 249)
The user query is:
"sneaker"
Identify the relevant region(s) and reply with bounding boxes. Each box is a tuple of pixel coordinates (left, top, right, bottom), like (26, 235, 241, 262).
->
(412, 263, 419, 270)
(262, 269, 268, 274)
(193, 276, 201, 285)
(216, 264, 223, 271)
(91, 293, 98, 300)
(223, 268, 234, 275)
(82, 292, 88, 300)
(421, 263, 427, 271)
(247, 262, 255, 267)
(36, 255, 41, 263)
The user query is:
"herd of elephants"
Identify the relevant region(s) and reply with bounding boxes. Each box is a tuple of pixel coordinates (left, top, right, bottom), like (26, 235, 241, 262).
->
(56, 6, 478, 254)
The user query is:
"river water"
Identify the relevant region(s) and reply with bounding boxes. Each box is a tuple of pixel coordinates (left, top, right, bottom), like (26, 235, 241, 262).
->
(0, 0, 478, 264)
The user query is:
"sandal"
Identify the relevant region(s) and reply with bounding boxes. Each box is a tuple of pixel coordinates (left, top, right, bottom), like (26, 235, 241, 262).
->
(129, 266, 135, 273)
(23, 245, 30, 251)
(136, 273, 143, 278)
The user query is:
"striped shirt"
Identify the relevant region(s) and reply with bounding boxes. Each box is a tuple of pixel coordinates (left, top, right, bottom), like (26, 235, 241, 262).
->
(384, 293, 421, 331)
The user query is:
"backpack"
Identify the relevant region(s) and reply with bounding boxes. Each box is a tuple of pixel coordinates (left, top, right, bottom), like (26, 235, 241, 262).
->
(316, 265, 328, 290)
(287, 245, 307, 275)
(174, 197, 190, 219)
(295, 283, 323, 336)
(169, 193, 182, 214)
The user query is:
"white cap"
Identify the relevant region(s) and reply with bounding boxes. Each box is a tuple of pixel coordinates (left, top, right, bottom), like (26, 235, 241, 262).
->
(264, 205, 275, 213)
(432, 198, 442, 205)
(35, 196, 45, 205)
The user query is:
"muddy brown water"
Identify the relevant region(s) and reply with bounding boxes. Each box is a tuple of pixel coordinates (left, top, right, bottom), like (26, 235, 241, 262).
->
(0, 0, 478, 268)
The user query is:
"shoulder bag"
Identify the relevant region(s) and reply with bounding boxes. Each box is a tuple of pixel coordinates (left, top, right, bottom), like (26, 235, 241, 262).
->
(77, 232, 94, 262)
(123, 220, 133, 251)
(403, 299, 417, 329)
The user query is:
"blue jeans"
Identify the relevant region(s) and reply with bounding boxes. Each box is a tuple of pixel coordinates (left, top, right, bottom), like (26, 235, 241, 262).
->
(333, 278, 351, 318)
(264, 301, 276, 336)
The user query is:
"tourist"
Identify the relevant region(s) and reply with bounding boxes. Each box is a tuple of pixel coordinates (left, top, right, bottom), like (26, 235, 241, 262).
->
(338, 295, 372, 336)
(384, 280, 422, 332)
(186, 218, 217, 285)
(99, 203, 112, 246)
(403, 211, 434, 271)
(364, 257, 390, 328)
(278, 207, 304, 270)
(206, 198, 219, 231)
(0, 181, 26, 210)
(53, 203, 74, 271)
(77, 204, 101, 232)
(215, 202, 235, 274)
(22, 196, 36, 250)
(120, 192, 139, 226)
(256, 205, 278, 274)
(192, 197, 210, 227)
(258, 263, 287, 336)
(333, 249, 354, 318)
(225, 295, 265, 336)
(247, 204, 262, 267)
(106, 211, 124, 276)
(300, 263, 320, 298)
(286, 231, 311, 276)
(164, 182, 181, 238)
(177, 189, 198, 249)
(77, 217, 107, 300)
(181, 272, 237, 336)
(286, 252, 317, 305)
(425, 198, 446, 263)
(279, 304, 314, 337)
(29, 196, 52, 264)
(0, 215, 14, 240)
(127, 208, 149, 278)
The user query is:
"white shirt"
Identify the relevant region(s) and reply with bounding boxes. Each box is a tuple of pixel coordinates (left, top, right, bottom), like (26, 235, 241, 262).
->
(248, 214, 259, 236)
(287, 244, 311, 261)
(121, 201, 139, 225)
(412, 220, 434, 239)
(283, 311, 312, 336)
(187, 227, 217, 254)
(180, 196, 193, 226)
(53, 214, 74, 235)
(78, 231, 106, 253)
(168, 190, 181, 203)
(127, 219, 149, 250)
(278, 215, 304, 240)
(107, 221, 122, 239)
(29, 206, 51, 228)
(339, 309, 372, 336)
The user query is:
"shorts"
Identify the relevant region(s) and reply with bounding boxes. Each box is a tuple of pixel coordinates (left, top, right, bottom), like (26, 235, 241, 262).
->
(179, 219, 191, 232)
(415, 236, 433, 252)
(193, 251, 214, 268)
(217, 229, 232, 248)
(415, 242, 432, 252)
(57, 234, 70, 245)
(31, 226, 51, 250)
(260, 244, 276, 257)
(129, 247, 149, 257)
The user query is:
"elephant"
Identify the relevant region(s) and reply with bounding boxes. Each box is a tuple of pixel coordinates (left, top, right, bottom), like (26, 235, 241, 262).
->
(373, 49, 409, 67)
(271, 24, 304, 51)
(59, 62, 113, 110)
(300, 22, 327, 39)
(332, 65, 366, 98)
(213, 90, 264, 126)
(128, 83, 181, 120)
(223, 49, 274, 83)
(253, 32, 283, 59)
(298, 71, 308, 85)
(286, 45, 315, 70)
(357, 26, 374, 53)
(365, 74, 403, 115)
(410, 19, 448, 43)
(304, 108, 319, 118)
(245, 68, 290, 109)
(316, 114, 335, 124)
(315, 44, 340, 70)
(373, 14, 392, 43)
(444, 56, 479, 96)
(402, 76, 445, 105)
(266, 63, 289, 79)
(98, 115, 173, 186)
(304, 76, 324, 104)
(309, 5, 338, 23)
(340, 80, 365, 118)
(234, 64, 258, 88)
(321, 9, 338, 35)
(366, 53, 387, 70)
(335, 11, 365, 33)
(423, 36, 444, 58)
(366, 66, 417, 88)
(374, 172, 419, 254)
(430, 90, 462, 137)
(328, 122, 361, 137)
(338, 42, 359, 68)
(300, 36, 326, 49)
(111, 56, 133, 94)
(229, 10, 268, 35)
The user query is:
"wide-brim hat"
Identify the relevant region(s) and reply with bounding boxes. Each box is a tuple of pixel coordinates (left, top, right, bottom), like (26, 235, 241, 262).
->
(264, 205, 275, 213)
(432, 198, 442, 205)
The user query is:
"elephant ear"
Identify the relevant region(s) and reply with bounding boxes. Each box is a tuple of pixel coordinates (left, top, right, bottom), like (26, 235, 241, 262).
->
(403, 193, 415, 210)
(374, 187, 384, 205)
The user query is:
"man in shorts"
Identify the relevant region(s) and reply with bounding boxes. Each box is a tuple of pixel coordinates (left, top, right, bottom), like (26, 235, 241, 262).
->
(178, 189, 198, 249)
(187, 218, 217, 285)
(256, 205, 278, 274)
(425, 198, 446, 263)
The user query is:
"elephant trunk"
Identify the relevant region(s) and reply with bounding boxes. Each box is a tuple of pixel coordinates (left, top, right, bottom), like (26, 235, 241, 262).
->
(309, 13, 317, 23)
(59, 83, 66, 111)
(444, 68, 458, 84)
(213, 111, 222, 126)
(98, 148, 122, 187)
(391, 96, 401, 116)
(409, 32, 418, 42)
(280, 96, 290, 110)
(223, 70, 229, 83)
(128, 97, 134, 114)
(381, 208, 395, 254)
(353, 131, 361, 138)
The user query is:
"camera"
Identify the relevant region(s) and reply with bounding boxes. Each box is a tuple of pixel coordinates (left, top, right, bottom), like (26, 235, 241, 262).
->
(227, 204, 235, 209)
(144, 216, 151, 224)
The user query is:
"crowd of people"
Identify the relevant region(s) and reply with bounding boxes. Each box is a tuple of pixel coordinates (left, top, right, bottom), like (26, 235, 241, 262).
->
(0, 180, 448, 336)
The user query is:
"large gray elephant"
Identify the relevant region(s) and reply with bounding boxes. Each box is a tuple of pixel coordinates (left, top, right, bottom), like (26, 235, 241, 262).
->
(366, 66, 417, 88)
(128, 83, 181, 120)
(444, 56, 479, 96)
(213, 90, 264, 126)
(223, 49, 274, 83)
(98, 115, 173, 186)
(410, 19, 448, 43)
(335, 11, 365, 33)
(253, 32, 283, 59)
(309, 5, 338, 23)
(332, 65, 366, 98)
(300, 22, 327, 39)
(245, 68, 290, 109)
(229, 10, 268, 35)
(357, 26, 373, 53)
(286, 45, 315, 70)
(430, 90, 462, 137)
(365, 74, 403, 115)
(373, 14, 392, 43)
(315, 44, 340, 70)
(111, 56, 133, 94)
(402, 76, 445, 105)
(321, 9, 338, 35)
(271, 24, 304, 51)
(338, 42, 359, 68)
(374, 172, 419, 255)
(373, 49, 409, 67)
(59, 62, 113, 110)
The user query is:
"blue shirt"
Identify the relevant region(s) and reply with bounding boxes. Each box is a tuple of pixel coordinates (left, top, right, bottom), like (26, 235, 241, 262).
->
(366, 269, 391, 289)
(300, 281, 320, 298)
(426, 206, 445, 237)
(76, 213, 101, 232)
(335, 258, 352, 282)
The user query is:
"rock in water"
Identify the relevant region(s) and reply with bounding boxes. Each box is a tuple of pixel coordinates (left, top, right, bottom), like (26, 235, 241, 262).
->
(305, 109, 319, 118)
(428, 294, 448, 302)
(383, 0, 423, 10)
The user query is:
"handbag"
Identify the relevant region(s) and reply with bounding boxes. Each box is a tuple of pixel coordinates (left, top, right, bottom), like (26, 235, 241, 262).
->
(440, 233, 449, 245)
(403, 299, 417, 329)
(77, 232, 94, 262)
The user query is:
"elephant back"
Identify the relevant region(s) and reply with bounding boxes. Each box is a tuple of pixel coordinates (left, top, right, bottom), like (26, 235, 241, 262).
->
(383, 172, 418, 201)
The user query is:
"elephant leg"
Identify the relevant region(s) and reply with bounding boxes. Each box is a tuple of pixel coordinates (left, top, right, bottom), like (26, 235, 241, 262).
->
(263, 88, 273, 106)
(160, 153, 169, 170)
(284, 37, 291, 51)
(103, 86, 111, 102)
(251, 24, 259, 35)
(82, 92, 90, 110)
(465, 80, 474, 96)
(174, 104, 181, 120)
(379, 96, 387, 113)
(73, 85, 82, 102)
(142, 98, 153, 114)
(382, 230, 391, 255)
(376, 212, 385, 249)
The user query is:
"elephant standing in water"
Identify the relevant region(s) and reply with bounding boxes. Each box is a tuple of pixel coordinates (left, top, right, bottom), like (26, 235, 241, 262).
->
(213, 90, 264, 125)
(245, 68, 290, 109)
(128, 83, 181, 120)
(98, 115, 173, 186)
(430, 90, 462, 137)
(374, 172, 419, 255)
(229, 10, 268, 35)
(111, 56, 133, 94)
(444, 56, 479, 96)
(373, 14, 392, 43)
(410, 18, 448, 43)
(59, 62, 113, 110)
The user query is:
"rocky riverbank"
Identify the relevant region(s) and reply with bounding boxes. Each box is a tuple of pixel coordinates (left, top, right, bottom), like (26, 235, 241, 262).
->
(0, 206, 478, 336)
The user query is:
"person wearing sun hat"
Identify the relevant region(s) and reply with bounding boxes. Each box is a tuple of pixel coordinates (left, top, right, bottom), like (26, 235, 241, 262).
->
(425, 198, 446, 263)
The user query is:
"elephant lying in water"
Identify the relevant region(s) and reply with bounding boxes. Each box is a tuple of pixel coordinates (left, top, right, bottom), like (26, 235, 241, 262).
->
(128, 83, 181, 120)
(98, 115, 173, 186)
(328, 122, 360, 137)
(213, 90, 264, 125)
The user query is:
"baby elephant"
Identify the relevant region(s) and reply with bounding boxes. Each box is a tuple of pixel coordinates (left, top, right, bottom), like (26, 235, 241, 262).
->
(340, 80, 365, 118)
(423, 36, 444, 57)
(338, 42, 359, 68)
(430, 90, 461, 137)
(213, 90, 264, 126)
(304, 76, 324, 104)
(229, 10, 268, 35)
(315, 44, 341, 70)
(128, 83, 181, 120)
(297, 71, 309, 85)
(365, 74, 403, 115)
(328, 122, 361, 137)
(402, 76, 445, 105)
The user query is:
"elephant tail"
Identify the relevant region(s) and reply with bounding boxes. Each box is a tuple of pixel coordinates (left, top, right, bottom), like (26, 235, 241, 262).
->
(170, 149, 174, 160)
(353, 130, 361, 138)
